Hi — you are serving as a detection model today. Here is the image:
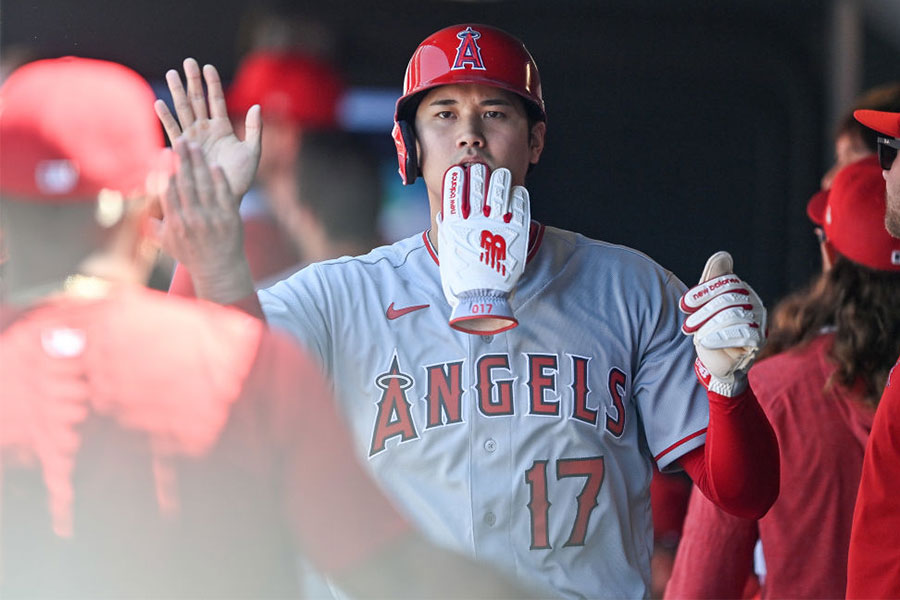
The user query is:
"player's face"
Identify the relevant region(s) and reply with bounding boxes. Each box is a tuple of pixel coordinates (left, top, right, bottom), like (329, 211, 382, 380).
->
(884, 142, 900, 238)
(414, 83, 545, 225)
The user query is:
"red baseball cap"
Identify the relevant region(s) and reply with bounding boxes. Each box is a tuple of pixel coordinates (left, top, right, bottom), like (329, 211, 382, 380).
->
(806, 188, 828, 226)
(226, 50, 344, 128)
(0, 57, 164, 201)
(822, 155, 900, 271)
(854, 109, 900, 138)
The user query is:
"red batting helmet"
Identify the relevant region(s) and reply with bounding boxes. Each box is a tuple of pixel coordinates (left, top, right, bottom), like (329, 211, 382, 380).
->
(391, 24, 546, 185)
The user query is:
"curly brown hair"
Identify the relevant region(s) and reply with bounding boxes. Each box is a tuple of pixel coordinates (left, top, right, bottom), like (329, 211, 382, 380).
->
(761, 255, 900, 406)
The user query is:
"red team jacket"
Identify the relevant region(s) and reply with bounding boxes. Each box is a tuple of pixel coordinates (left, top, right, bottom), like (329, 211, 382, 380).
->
(666, 334, 875, 599)
(0, 285, 408, 598)
(847, 355, 900, 599)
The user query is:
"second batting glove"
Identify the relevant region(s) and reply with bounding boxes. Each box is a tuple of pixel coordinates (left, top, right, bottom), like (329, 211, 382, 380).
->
(679, 251, 767, 397)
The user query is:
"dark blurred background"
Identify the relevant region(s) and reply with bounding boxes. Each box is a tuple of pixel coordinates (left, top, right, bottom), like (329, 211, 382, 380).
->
(3, 0, 898, 306)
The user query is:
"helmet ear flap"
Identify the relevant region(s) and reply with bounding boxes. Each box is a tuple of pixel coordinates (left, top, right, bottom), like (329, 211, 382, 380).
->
(392, 119, 419, 185)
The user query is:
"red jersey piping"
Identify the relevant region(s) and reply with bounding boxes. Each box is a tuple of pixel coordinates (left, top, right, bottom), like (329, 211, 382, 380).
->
(654, 427, 707, 462)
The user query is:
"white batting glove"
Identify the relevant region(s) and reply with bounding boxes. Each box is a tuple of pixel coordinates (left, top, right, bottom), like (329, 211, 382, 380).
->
(679, 251, 767, 397)
(437, 162, 530, 335)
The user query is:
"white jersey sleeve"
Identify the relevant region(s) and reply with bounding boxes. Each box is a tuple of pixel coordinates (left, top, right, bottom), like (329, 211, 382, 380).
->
(631, 269, 708, 470)
(260, 262, 334, 372)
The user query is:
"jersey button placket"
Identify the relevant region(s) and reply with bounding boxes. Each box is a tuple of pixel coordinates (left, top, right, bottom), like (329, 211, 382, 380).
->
(468, 332, 513, 558)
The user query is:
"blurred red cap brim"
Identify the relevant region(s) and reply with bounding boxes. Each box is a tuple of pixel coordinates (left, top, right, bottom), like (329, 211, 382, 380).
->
(806, 188, 828, 225)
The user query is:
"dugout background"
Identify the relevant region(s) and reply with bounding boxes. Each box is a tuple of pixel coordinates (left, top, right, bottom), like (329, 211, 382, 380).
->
(3, 0, 899, 307)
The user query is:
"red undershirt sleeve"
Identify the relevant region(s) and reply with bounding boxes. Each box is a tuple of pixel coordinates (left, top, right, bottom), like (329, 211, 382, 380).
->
(676, 385, 780, 519)
(167, 264, 266, 321)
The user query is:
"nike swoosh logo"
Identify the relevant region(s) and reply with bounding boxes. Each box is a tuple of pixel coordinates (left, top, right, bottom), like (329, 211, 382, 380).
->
(386, 302, 430, 320)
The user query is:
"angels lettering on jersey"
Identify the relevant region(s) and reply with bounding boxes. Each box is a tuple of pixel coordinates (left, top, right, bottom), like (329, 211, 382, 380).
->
(369, 350, 628, 457)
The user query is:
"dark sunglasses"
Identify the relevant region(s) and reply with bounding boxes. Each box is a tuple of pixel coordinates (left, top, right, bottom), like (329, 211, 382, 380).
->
(878, 136, 900, 170)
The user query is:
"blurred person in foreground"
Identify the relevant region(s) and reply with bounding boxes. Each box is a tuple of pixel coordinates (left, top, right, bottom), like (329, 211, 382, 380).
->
(846, 108, 900, 599)
(0, 56, 541, 599)
(665, 156, 900, 599)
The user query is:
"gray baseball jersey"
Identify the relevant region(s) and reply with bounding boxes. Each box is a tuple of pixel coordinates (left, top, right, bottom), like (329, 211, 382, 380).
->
(260, 223, 708, 599)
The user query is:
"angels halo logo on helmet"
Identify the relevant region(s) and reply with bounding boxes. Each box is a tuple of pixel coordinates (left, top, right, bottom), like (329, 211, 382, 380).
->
(451, 27, 487, 71)
(391, 24, 547, 185)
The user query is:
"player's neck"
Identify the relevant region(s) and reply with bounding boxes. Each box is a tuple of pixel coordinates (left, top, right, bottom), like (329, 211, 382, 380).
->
(1, 273, 118, 307)
(2, 245, 150, 307)
(426, 227, 439, 253)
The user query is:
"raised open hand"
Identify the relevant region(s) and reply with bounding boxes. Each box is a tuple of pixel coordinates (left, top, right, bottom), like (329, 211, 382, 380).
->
(154, 58, 261, 199)
(149, 139, 254, 304)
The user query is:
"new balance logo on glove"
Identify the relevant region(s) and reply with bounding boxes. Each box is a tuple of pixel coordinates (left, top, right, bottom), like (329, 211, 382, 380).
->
(437, 162, 530, 335)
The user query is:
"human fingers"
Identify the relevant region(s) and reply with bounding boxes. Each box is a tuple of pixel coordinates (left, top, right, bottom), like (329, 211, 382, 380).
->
(166, 67, 195, 129)
(188, 143, 216, 210)
(172, 139, 199, 217)
(698, 251, 734, 284)
(442, 165, 465, 223)
(468, 163, 487, 218)
(153, 174, 181, 247)
(145, 148, 174, 209)
(509, 186, 530, 228)
(680, 273, 748, 314)
(154, 99, 182, 145)
(209, 163, 236, 210)
(487, 167, 511, 220)
(243, 104, 262, 154)
(682, 291, 755, 334)
(203, 63, 228, 120)
(693, 308, 764, 348)
(183, 58, 209, 122)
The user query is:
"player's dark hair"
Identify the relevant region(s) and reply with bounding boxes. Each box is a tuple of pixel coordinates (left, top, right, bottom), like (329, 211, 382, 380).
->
(761, 254, 900, 406)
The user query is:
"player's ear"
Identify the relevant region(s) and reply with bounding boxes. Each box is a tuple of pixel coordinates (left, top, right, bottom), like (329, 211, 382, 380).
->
(415, 135, 423, 169)
(820, 238, 836, 272)
(528, 121, 546, 165)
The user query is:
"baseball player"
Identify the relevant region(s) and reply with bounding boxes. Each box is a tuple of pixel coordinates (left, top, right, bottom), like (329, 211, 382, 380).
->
(0, 56, 538, 599)
(847, 108, 900, 599)
(665, 156, 900, 599)
(157, 24, 780, 598)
